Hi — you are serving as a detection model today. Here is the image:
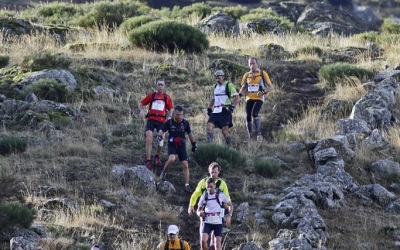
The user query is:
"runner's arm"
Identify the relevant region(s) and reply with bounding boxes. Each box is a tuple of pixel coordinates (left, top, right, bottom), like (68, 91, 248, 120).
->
(189, 179, 205, 207)
(219, 180, 230, 200)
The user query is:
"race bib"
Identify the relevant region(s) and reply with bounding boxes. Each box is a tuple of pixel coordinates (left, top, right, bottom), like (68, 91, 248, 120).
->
(151, 100, 165, 111)
(213, 107, 222, 113)
(205, 215, 221, 224)
(248, 84, 259, 92)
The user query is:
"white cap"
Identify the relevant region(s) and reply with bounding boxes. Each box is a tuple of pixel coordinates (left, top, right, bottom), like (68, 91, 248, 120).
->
(214, 70, 224, 76)
(168, 225, 179, 234)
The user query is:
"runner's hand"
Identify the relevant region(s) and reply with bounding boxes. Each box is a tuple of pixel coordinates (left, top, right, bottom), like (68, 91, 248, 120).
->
(207, 108, 213, 116)
(156, 135, 163, 141)
(191, 141, 197, 153)
(228, 104, 235, 112)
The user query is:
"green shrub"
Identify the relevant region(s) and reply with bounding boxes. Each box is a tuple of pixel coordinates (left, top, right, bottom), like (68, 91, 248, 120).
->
(381, 18, 400, 34)
(178, 2, 212, 19)
(128, 20, 209, 53)
(293, 45, 324, 57)
(75, 1, 150, 28)
(318, 63, 374, 88)
(0, 136, 27, 155)
(35, 2, 83, 24)
(0, 202, 35, 229)
(0, 55, 10, 68)
(351, 31, 379, 43)
(192, 144, 246, 169)
(25, 79, 75, 103)
(119, 16, 156, 33)
(222, 5, 248, 20)
(254, 159, 281, 178)
(21, 51, 71, 71)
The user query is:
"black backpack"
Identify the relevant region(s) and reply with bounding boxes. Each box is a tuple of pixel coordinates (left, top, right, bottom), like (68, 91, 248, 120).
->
(164, 239, 184, 250)
(204, 189, 223, 208)
(146, 92, 167, 118)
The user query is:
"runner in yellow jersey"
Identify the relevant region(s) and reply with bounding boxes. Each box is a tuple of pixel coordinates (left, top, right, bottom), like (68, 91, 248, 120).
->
(239, 58, 273, 142)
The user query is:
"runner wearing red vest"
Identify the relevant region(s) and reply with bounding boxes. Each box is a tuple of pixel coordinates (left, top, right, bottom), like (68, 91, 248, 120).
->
(138, 79, 174, 170)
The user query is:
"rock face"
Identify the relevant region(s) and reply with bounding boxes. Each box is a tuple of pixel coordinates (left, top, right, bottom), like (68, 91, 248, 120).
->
(198, 11, 240, 36)
(267, 68, 400, 249)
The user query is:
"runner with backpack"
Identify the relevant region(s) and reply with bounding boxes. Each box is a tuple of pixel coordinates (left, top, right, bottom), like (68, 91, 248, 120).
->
(196, 178, 233, 250)
(157, 105, 197, 193)
(188, 162, 231, 250)
(238, 57, 273, 142)
(157, 224, 191, 250)
(206, 70, 240, 145)
(138, 78, 174, 171)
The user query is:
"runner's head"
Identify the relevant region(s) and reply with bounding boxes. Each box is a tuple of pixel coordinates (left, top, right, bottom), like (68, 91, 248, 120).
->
(248, 57, 259, 72)
(167, 224, 179, 240)
(156, 79, 165, 93)
(214, 70, 224, 84)
(208, 162, 221, 179)
(173, 105, 184, 123)
(206, 177, 216, 193)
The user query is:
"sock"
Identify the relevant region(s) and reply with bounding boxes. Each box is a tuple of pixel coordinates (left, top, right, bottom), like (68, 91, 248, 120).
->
(247, 122, 253, 138)
(207, 132, 214, 142)
(185, 183, 189, 186)
(226, 137, 231, 145)
(254, 118, 261, 135)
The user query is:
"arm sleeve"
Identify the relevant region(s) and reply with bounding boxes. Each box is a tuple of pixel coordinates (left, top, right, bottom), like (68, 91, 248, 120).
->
(184, 241, 190, 250)
(166, 95, 174, 110)
(140, 93, 151, 106)
(189, 179, 206, 206)
(185, 121, 192, 135)
(241, 73, 247, 86)
(228, 82, 238, 96)
(219, 180, 230, 200)
(263, 71, 271, 84)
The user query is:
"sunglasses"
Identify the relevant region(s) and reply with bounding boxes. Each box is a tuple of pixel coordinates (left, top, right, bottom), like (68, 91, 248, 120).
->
(169, 233, 176, 236)
(215, 75, 223, 78)
(158, 83, 165, 86)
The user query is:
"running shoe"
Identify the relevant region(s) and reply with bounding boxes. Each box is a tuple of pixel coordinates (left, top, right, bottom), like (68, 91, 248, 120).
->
(154, 155, 162, 167)
(145, 160, 152, 170)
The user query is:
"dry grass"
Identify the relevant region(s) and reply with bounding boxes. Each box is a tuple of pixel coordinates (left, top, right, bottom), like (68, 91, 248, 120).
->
(1, 9, 400, 249)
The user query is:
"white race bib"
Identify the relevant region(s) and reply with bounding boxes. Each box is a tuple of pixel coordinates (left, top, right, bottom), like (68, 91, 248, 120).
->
(151, 100, 165, 111)
(248, 84, 259, 92)
(213, 107, 223, 113)
(205, 215, 221, 224)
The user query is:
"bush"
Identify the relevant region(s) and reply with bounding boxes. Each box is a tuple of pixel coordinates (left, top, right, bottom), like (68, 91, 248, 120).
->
(0, 136, 27, 155)
(21, 51, 71, 71)
(381, 18, 400, 34)
(318, 63, 374, 88)
(192, 144, 246, 169)
(25, 79, 74, 103)
(293, 46, 324, 57)
(0, 55, 10, 68)
(128, 20, 209, 53)
(119, 16, 156, 33)
(35, 2, 83, 24)
(0, 202, 35, 229)
(75, 1, 150, 28)
(254, 159, 281, 178)
(177, 2, 212, 20)
(222, 5, 248, 20)
(351, 31, 379, 43)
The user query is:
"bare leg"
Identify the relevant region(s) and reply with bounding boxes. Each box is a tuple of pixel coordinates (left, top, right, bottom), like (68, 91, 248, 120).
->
(145, 130, 153, 160)
(181, 160, 189, 185)
(162, 154, 176, 174)
(201, 233, 209, 250)
(206, 122, 215, 142)
(215, 236, 222, 250)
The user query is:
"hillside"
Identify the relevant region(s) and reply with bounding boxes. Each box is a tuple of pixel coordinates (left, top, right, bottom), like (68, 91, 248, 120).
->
(1, 1, 400, 250)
